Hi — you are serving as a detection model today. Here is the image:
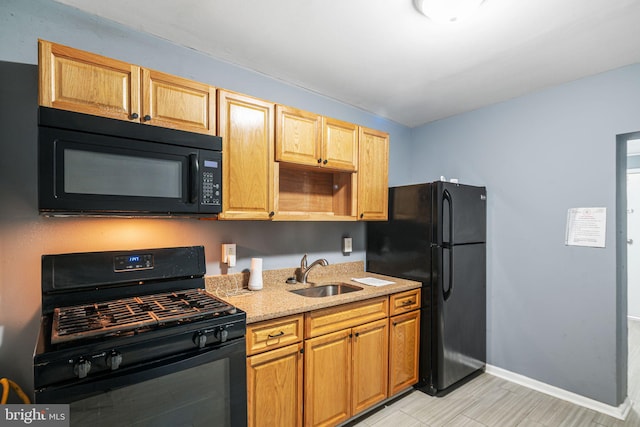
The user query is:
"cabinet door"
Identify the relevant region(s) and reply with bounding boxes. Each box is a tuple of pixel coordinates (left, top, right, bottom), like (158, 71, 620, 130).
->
(357, 127, 389, 220)
(276, 105, 321, 167)
(247, 343, 303, 427)
(38, 39, 140, 122)
(304, 330, 351, 427)
(389, 310, 421, 396)
(351, 318, 389, 415)
(218, 90, 275, 220)
(322, 117, 358, 171)
(142, 68, 215, 135)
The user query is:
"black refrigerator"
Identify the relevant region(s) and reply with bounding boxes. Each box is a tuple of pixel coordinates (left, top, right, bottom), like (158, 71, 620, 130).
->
(366, 181, 486, 395)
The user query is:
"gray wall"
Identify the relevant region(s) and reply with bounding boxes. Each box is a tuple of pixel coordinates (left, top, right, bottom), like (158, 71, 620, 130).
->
(409, 65, 640, 405)
(0, 0, 411, 396)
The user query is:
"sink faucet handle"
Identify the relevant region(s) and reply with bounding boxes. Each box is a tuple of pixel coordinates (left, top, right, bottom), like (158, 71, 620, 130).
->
(300, 253, 308, 269)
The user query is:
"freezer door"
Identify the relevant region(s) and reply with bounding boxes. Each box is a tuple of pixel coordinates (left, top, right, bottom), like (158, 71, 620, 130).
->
(438, 182, 486, 245)
(366, 184, 433, 283)
(434, 243, 486, 391)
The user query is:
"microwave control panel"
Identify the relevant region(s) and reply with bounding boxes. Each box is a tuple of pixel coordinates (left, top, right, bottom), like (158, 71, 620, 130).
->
(201, 158, 221, 207)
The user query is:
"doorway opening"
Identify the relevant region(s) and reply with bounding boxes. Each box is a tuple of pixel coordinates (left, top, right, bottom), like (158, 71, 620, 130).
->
(616, 132, 640, 407)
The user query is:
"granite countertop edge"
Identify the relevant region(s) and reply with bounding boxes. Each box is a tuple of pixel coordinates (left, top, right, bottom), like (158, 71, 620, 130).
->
(204, 262, 421, 324)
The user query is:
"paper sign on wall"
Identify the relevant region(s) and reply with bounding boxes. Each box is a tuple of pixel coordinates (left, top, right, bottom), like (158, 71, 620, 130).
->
(565, 207, 606, 248)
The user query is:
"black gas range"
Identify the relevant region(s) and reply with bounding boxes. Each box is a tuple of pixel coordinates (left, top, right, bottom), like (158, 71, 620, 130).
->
(33, 246, 247, 427)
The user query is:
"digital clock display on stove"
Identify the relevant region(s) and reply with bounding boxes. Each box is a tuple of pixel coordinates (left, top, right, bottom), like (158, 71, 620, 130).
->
(114, 254, 154, 272)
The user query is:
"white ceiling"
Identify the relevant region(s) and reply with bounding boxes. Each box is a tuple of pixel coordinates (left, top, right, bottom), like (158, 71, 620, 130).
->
(54, 0, 640, 128)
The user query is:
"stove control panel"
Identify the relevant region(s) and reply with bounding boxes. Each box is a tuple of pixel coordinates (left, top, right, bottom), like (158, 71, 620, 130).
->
(114, 254, 154, 272)
(192, 322, 240, 349)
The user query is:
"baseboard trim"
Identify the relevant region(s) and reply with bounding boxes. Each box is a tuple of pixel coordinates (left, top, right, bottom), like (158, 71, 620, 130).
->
(485, 364, 632, 420)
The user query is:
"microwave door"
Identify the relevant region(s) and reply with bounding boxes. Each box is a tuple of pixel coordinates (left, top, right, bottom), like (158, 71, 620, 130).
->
(40, 128, 198, 214)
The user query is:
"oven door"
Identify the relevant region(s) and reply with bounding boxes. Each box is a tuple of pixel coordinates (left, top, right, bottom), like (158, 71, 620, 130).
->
(37, 339, 246, 427)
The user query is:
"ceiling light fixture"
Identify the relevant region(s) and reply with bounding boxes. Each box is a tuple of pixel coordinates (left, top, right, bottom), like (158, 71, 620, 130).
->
(414, 0, 485, 23)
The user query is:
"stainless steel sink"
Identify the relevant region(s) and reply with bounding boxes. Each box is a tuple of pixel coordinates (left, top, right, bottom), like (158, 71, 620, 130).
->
(289, 283, 362, 298)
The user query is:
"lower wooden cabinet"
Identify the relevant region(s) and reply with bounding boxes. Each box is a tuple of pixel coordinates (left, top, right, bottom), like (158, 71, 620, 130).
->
(247, 342, 303, 427)
(304, 318, 388, 427)
(304, 329, 352, 427)
(388, 309, 421, 396)
(351, 319, 389, 415)
(246, 291, 418, 427)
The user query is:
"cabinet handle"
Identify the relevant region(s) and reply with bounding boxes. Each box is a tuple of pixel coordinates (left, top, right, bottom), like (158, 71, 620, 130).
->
(143, 114, 151, 121)
(323, 159, 328, 165)
(317, 158, 322, 164)
(360, 213, 364, 219)
(355, 332, 360, 337)
(130, 113, 139, 119)
(269, 211, 275, 217)
(300, 348, 304, 354)
(402, 300, 415, 306)
(393, 322, 397, 327)
(267, 331, 285, 339)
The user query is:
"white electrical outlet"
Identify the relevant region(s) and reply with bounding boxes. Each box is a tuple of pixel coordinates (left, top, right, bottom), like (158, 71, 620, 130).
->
(222, 243, 236, 267)
(343, 237, 352, 253)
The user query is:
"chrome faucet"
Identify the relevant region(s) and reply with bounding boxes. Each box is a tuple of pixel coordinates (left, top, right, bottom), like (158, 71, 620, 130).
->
(297, 254, 329, 284)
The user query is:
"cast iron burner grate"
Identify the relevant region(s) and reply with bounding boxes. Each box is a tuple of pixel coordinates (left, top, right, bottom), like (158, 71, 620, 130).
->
(51, 289, 234, 344)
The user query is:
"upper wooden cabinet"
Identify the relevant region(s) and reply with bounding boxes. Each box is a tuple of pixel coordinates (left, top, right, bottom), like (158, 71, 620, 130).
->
(275, 105, 322, 167)
(322, 117, 358, 172)
(142, 68, 215, 134)
(39, 40, 140, 122)
(218, 90, 275, 220)
(38, 40, 216, 135)
(357, 127, 389, 221)
(276, 106, 358, 172)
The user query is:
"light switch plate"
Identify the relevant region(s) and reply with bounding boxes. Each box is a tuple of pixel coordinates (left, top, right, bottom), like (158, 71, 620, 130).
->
(222, 243, 236, 267)
(342, 237, 352, 254)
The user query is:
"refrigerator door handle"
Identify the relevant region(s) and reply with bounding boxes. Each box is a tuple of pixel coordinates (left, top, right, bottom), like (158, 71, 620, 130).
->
(442, 188, 454, 301)
(443, 246, 453, 301)
(443, 188, 453, 246)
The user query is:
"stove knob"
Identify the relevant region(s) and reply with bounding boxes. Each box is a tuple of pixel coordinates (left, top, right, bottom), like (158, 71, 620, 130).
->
(215, 327, 229, 343)
(73, 358, 92, 379)
(194, 332, 207, 348)
(106, 350, 123, 371)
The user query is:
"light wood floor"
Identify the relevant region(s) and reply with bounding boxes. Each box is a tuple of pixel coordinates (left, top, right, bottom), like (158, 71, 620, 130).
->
(351, 320, 640, 427)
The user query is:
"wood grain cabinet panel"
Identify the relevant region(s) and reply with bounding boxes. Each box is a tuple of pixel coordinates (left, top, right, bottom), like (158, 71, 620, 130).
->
(142, 68, 215, 134)
(304, 329, 352, 427)
(276, 105, 322, 166)
(305, 297, 388, 338)
(39, 40, 216, 135)
(39, 39, 140, 122)
(218, 90, 275, 220)
(275, 107, 357, 172)
(352, 318, 389, 415)
(389, 289, 421, 316)
(389, 309, 421, 396)
(322, 117, 358, 172)
(246, 315, 304, 356)
(247, 342, 303, 427)
(357, 126, 389, 220)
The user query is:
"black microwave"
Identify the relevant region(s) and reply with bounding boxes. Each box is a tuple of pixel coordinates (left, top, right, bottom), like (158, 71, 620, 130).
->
(38, 107, 222, 217)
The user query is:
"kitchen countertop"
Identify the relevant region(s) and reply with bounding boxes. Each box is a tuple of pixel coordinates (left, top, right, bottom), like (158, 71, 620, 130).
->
(205, 261, 421, 324)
